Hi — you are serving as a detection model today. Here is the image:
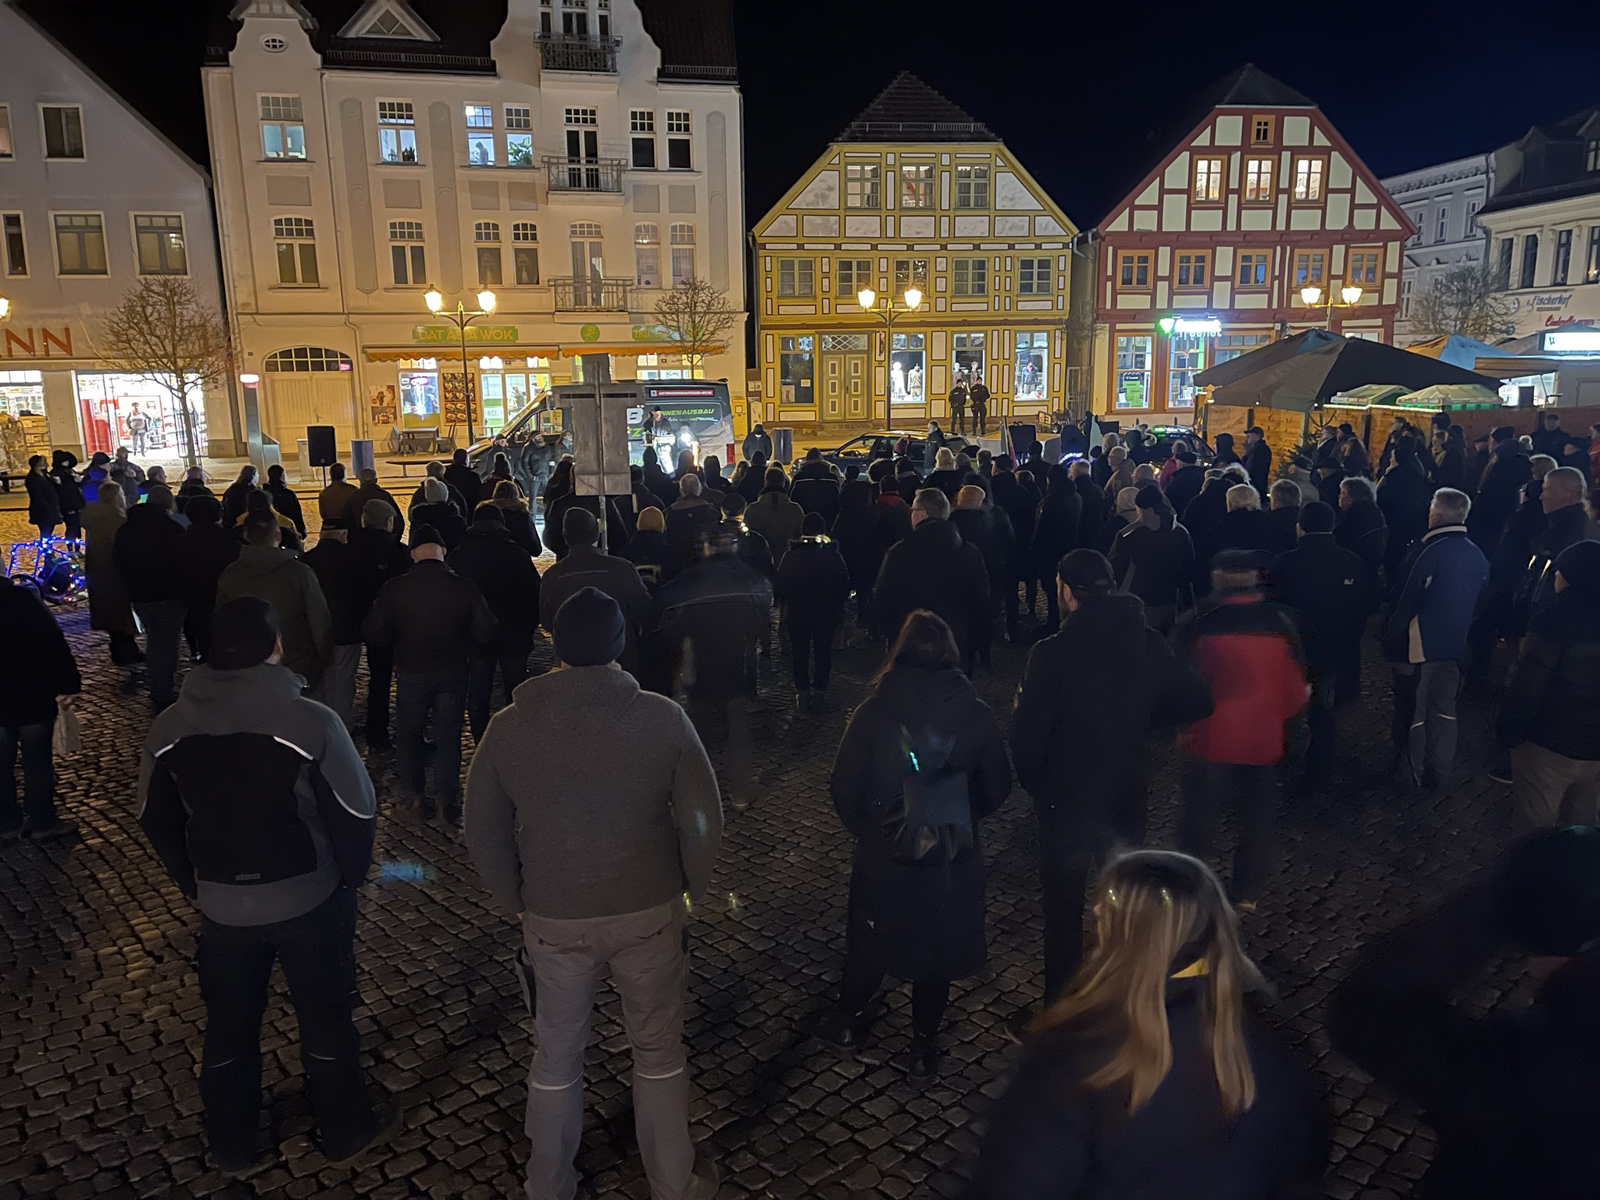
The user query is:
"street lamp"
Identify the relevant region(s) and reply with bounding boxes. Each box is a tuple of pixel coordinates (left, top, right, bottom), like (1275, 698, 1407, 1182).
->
(0, 296, 11, 320)
(1300, 282, 1363, 330)
(857, 286, 923, 417)
(423, 287, 497, 445)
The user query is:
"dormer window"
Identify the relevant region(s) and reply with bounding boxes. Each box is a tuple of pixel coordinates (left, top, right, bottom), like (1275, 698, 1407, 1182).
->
(1251, 116, 1274, 145)
(1587, 138, 1600, 173)
(341, 0, 439, 41)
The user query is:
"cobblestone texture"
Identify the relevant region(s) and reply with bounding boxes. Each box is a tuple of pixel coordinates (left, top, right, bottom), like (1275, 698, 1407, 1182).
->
(0, 583, 1534, 1199)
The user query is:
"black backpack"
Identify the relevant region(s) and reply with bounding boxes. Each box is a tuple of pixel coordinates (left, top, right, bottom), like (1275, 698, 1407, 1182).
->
(884, 725, 973, 864)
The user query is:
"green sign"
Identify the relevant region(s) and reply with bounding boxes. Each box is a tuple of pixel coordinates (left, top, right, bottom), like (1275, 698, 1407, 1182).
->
(631, 323, 677, 341)
(1156, 316, 1177, 336)
(411, 325, 520, 344)
(580, 323, 601, 343)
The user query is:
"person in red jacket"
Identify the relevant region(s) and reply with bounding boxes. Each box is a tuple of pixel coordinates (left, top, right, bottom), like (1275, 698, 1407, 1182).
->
(1177, 548, 1309, 910)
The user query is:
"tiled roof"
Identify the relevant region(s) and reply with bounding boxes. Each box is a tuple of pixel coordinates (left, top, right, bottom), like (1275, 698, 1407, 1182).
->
(837, 71, 994, 143)
(1480, 106, 1600, 216)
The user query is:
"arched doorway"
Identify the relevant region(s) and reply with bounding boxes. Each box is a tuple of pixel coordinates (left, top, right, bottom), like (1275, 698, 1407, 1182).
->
(262, 347, 357, 456)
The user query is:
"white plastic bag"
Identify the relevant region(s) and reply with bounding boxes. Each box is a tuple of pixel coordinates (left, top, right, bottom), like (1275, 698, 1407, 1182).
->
(53, 702, 82, 756)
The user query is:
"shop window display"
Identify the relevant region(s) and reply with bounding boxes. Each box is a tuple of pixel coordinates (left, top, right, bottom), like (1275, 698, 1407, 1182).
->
(0, 370, 47, 474)
(779, 335, 814, 406)
(75, 371, 208, 458)
(1115, 335, 1151, 409)
(1167, 334, 1205, 408)
(401, 371, 440, 419)
(1014, 331, 1048, 406)
(890, 333, 925, 406)
(951, 332, 985, 386)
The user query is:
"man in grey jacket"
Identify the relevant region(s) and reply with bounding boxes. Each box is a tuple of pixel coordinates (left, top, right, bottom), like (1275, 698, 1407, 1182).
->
(465, 586, 723, 1200)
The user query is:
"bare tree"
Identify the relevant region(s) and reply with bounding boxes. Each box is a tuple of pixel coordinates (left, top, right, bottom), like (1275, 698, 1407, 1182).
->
(1409, 261, 1515, 342)
(653, 279, 736, 378)
(95, 277, 231, 468)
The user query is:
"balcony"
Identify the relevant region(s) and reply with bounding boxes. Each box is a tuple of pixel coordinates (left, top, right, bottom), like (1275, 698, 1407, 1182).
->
(544, 156, 627, 193)
(551, 277, 632, 312)
(536, 34, 620, 73)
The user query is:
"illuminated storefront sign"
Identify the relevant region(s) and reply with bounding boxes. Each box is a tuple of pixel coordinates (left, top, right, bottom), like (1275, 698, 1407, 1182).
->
(1157, 315, 1223, 336)
(411, 324, 519, 344)
(1542, 329, 1600, 354)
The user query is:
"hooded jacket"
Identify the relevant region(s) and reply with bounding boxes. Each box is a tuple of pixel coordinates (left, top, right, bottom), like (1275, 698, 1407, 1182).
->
(363, 558, 497, 675)
(872, 518, 990, 653)
(465, 664, 722, 919)
(774, 534, 851, 624)
(745, 486, 805, 553)
(138, 662, 376, 926)
(1383, 525, 1489, 665)
(215, 545, 336, 685)
(1181, 592, 1309, 765)
(1032, 477, 1083, 566)
(409, 499, 467, 550)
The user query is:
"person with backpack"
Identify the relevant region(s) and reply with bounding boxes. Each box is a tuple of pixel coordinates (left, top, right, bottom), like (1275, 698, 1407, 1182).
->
(815, 610, 1012, 1080)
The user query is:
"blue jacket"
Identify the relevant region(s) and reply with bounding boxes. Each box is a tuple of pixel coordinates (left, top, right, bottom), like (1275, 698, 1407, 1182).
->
(1383, 525, 1488, 664)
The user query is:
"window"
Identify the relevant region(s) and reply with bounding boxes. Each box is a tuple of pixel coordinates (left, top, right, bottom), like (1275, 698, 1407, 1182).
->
(389, 220, 426, 285)
(505, 105, 533, 167)
(893, 257, 929, 291)
(844, 163, 880, 209)
(273, 216, 318, 285)
(1175, 250, 1208, 288)
(891, 332, 926, 404)
(1496, 237, 1514, 287)
(634, 223, 660, 286)
(1408, 211, 1424, 247)
(259, 95, 305, 159)
(779, 335, 814, 406)
(1400, 278, 1413, 318)
(53, 213, 105, 275)
(954, 164, 989, 208)
(1348, 249, 1381, 286)
(1117, 252, 1151, 288)
(836, 257, 872, 296)
(1243, 156, 1274, 202)
(0, 106, 11, 158)
(1520, 233, 1538, 288)
(1169, 334, 1204, 407)
(263, 347, 351, 372)
(1251, 115, 1274, 145)
(465, 103, 494, 165)
(41, 105, 84, 159)
(1213, 333, 1269, 364)
(951, 332, 985, 381)
(565, 108, 598, 167)
(900, 163, 933, 208)
(475, 221, 502, 286)
(1018, 256, 1053, 294)
(1552, 228, 1573, 285)
(1115, 335, 1151, 408)
(377, 100, 417, 162)
(777, 257, 814, 297)
(1466, 199, 1480, 234)
(1192, 157, 1224, 202)
(1588, 139, 1600, 172)
(1435, 207, 1449, 242)
(1236, 251, 1269, 287)
(665, 110, 691, 169)
(952, 257, 988, 296)
(1294, 250, 1325, 286)
(565, 107, 597, 126)
(669, 223, 695, 285)
(630, 109, 655, 168)
(2, 214, 25, 276)
(1292, 157, 1324, 201)
(1587, 227, 1600, 286)
(512, 222, 540, 285)
(1013, 331, 1048, 404)
(134, 214, 187, 275)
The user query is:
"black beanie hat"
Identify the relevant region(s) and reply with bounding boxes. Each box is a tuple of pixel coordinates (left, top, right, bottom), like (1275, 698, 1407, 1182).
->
(1498, 826, 1600, 957)
(1299, 501, 1336, 534)
(1135, 484, 1165, 510)
(1057, 548, 1115, 594)
(209, 597, 279, 669)
(553, 587, 626, 667)
(563, 506, 599, 546)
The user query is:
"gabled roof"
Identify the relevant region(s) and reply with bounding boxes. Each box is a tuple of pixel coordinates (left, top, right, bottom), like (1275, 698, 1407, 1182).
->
(338, 0, 438, 41)
(1480, 105, 1600, 217)
(837, 71, 994, 144)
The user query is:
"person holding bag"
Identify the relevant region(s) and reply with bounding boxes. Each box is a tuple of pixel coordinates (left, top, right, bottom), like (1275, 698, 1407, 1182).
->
(816, 610, 1012, 1080)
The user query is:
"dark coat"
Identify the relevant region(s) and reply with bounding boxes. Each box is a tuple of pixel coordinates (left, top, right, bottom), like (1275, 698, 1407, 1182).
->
(830, 483, 879, 596)
(409, 500, 467, 550)
(0, 578, 81, 726)
(663, 496, 722, 565)
(1244, 438, 1273, 495)
(1334, 499, 1388, 574)
(775, 536, 851, 625)
(1108, 512, 1195, 614)
(26, 469, 62, 528)
(1032, 482, 1083, 571)
(539, 543, 655, 673)
(1179, 480, 1232, 566)
(447, 520, 542, 654)
(302, 537, 365, 645)
(50, 464, 83, 517)
(991, 472, 1036, 568)
(362, 559, 497, 675)
(872, 518, 990, 655)
(1204, 508, 1277, 570)
(490, 498, 543, 559)
(1262, 505, 1300, 556)
(719, 517, 774, 579)
(346, 527, 411, 631)
(1376, 461, 1435, 577)
(657, 554, 772, 700)
(545, 492, 630, 558)
(1498, 589, 1600, 759)
(1468, 442, 1532, 553)
(266, 481, 307, 536)
(791, 472, 842, 527)
(347, 482, 403, 539)
(1163, 463, 1207, 516)
(113, 505, 186, 602)
(408, 478, 471, 522)
(174, 521, 241, 622)
(924, 467, 966, 499)
(1074, 475, 1106, 549)
(1434, 443, 1468, 492)
(830, 666, 1011, 980)
(972, 980, 1327, 1200)
(621, 528, 678, 593)
(951, 506, 1014, 598)
(1273, 533, 1381, 669)
(443, 463, 484, 512)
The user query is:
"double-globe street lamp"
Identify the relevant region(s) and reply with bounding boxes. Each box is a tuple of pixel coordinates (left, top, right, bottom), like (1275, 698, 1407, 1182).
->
(1301, 281, 1363, 331)
(423, 286, 497, 447)
(856, 286, 923, 417)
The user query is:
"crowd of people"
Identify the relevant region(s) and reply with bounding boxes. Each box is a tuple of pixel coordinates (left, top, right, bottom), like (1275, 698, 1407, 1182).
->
(3, 413, 1600, 1200)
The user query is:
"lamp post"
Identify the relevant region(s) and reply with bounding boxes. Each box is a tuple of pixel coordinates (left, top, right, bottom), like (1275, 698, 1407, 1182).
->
(1300, 281, 1363, 331)
(856, 286, 923, 418)
(0, 295, 11, 321)
(423, 286, 497, 446)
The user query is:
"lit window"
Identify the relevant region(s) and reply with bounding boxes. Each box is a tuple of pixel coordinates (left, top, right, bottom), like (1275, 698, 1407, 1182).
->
(476, 222, 502, 286)
(264, 347, 351, 371)
(836, 257, 872, 296)
(1017, 256, 1053, 294)
(512, 222, 540, 285)
(1192, 157, 1224, 202)
(2, 213, 26, 276)
(1348, 249, 1380, 285)
(845, 164, 880, 209)
(634, 222, 660, 287)
(630, 109, 655, 168)
(53, 213, 106, 275)
(1236, 252, 1268, 286)
(41, 105, 85, 159)
(1175, 250, 1208, 288)
(0, 106, 12, 159)
(273, 216, 318, 285)
(389, 220, 426, 285)
(954, 164, 989, 209)
(259, 95, 305, 160)
(893, 257, 928, 290)
(666, 110, 691, 169)
(1168, 334, 1205, 407)
(669, 223, 695, 285)
(505, 105, 533, 168)
(1243, 157, 1274, 202)
(1115, 335, 1152, 408)
(465, 104, 494, 165)
(377, 100, 417, 163)
(777, 257, 814, 298)
(952, 257, 988, 296)
(900, 163, 933, 208)
(1294, 250, 1325, 286)
(1586, 227, 1600, 285)
(134, 214, 187, 275)
(1251, 116, 1273, 145)
(1293, 157, 1324, 201)
(1117, 252, 1150, 288)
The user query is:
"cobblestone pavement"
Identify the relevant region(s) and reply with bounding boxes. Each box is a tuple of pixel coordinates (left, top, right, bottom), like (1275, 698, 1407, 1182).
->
(0, 594, 1537, 1200)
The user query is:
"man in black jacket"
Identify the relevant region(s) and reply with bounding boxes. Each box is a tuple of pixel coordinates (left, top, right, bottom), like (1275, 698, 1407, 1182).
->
(774, 512, 850, 710)
(790, 448, 842, 526)
(951, 485, 1011, 670)
(1468, 427, 1532, 554)
(1163, 447, 1206, 515)
(1108, 485, 1193, 633)
(1331, 827, 1600, 1200)
(0, 577, 81, 842)
(1499, 540, 1600, 832)
(1334, 476, 1388, 574)
(139, 598, 398, 1174)
(447, 504, 542, 740)
(407, 461, 470, 523)
(362, 527, 496, 823)
(1068, 460, 1105, 552)
(349, 501, 410, 747)
(264, 464, 306, 538)
(174, 494, 241, 664)
(442, 448, 483, 514)
(303, 518, 365, 730)
(540, 508, 654, 678)
(872, 488, 990, 662)
(718, 493, 775, 579)
(409, 477, 467, 550)
(1519, 466, 1600, 622)
(1030, 466, 1082, 631)
(1243, 425, 1273, 496)
(113, 485, 188, 711)
(1011, 549, 1212, 1004)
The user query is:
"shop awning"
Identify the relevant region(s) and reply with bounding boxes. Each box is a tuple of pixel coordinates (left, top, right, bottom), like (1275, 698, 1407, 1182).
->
(556, 342, 725, 358)
(1393, 383, 1503, 409)
(1326, 384, 1409, 407)
(364, 346, 561, 362)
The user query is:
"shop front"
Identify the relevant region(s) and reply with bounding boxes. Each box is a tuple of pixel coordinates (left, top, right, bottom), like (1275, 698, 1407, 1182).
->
(0, 369, 49, 473)
(75, 371, 208, 458)
(1108, 315, 1275, 419)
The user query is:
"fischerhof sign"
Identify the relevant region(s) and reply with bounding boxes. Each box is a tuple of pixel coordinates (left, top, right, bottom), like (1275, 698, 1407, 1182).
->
(3, 325, 75, 359)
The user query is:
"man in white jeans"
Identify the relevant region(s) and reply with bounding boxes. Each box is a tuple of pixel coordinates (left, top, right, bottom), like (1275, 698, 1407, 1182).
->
(465, 586, 723, 1200)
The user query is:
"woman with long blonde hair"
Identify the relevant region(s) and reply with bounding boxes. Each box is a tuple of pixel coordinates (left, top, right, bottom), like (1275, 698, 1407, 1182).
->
(971, 850, 1325, 1198)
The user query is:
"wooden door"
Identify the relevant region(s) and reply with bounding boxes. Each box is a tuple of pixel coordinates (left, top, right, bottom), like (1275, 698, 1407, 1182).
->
(820, 354, 844, 420)
(264, 375, 357, 456)
(843, 353, 868, 420)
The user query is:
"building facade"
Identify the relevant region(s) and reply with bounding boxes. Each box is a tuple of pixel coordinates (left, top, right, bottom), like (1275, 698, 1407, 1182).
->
(0, 0, 233, 465)
(1478, 107, 1600, 339)
(750, 73, 1079, 433)
(204, 0, 743, 456)
(1089, 65, 1413, 419)
(1381, 153, 1493, 345)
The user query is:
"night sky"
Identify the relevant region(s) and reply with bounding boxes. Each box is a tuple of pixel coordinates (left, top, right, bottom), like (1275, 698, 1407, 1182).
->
(28, 0, 1600, 227)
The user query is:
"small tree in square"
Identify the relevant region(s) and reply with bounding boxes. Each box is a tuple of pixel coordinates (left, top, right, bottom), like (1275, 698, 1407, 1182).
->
(96, 277, 232, 468)
(653, 279, 736, 378)
(1409, 261, 1515, 343)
